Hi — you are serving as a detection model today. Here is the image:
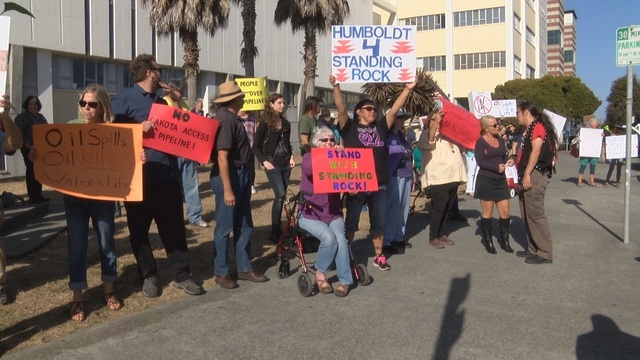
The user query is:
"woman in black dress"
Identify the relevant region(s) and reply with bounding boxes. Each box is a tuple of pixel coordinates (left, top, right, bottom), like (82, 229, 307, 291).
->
(474, 115, 515, 254)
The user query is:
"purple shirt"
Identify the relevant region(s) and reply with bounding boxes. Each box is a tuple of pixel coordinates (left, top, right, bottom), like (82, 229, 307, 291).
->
(474, 136, 507, 179)
(387, 132, 413, 178)
(299, 153, 343, 224)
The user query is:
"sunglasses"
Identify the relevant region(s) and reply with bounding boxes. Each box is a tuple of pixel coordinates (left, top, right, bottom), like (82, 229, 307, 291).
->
(79, 100, 100, 109)
(488, 124, 499, 128)
(318, 138, 335, 143)
(360, 106, 377, 112)
(150, 67, 162, 74)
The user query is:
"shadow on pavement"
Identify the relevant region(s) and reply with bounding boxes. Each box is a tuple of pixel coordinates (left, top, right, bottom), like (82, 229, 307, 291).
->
(431, 273, 470, 360)
(562, 199, 623, 242)
(575, 314, 640, 360)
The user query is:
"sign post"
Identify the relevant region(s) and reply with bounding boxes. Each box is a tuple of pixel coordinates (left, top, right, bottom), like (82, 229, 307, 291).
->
(616, 25, 639, 244)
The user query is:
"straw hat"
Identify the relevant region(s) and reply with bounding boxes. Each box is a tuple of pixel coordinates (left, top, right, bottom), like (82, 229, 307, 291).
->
(213, 81, 245, 103)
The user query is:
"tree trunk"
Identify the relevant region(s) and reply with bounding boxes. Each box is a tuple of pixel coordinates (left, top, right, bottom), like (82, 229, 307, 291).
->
(180, 27, 200, 109)
(240, 0, 257, 77)
(302, 25, 317, 111)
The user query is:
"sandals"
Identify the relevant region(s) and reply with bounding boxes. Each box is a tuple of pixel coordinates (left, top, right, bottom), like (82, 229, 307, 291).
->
(615, 183, 621, 188)
(70, 301, 85, 322)
(576, 182, 583, 187)
(603, 183, 608, 188)
(315, 278, 334, 294)
(103, 293, 122, 311)
(334, 283, 350, 298)
(588, 182, 599, 187)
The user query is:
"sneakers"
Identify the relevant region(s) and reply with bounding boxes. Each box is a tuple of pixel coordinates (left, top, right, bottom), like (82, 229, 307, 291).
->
(0, 287, 7, 305)
(251, 186, 257, 194)
(142, 276, 160, 298)
(190, 219, 209, 228)
(172, 278, 204, 295)
(373, 254, 391, 271)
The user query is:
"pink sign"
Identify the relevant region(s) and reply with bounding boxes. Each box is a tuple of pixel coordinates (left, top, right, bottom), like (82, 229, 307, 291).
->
(144, 104, 218, 163)
(438, 96, 481, 150)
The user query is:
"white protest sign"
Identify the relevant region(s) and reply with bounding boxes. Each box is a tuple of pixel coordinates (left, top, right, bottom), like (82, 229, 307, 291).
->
(605, 134, 638, 159)
(505, 165, 518, 184)
(491, 100, 517, 118)
(0, 16, 10, 101)
(578, 128, 604, 158)
(468, 91, 493, 118)
(331, 25, 416, 83)
(543, 109, 567, 144)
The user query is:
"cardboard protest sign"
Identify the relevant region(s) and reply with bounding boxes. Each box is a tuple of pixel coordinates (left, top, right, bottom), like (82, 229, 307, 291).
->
(236, 77, 268, 111)
(606, 134, 638, 159)
(144, 104, 218, 163)
(331, 25, 416, 83)
(578, 128, 604, 158)
(33, 124, 143, 201)
(468, 91, 493, 118)
(311, 148, 377, 193)
(0, 16, 10, 99)
(543, 109, 567, 139)
(438, 96, 481, 150)
(491, 100, 517, 118)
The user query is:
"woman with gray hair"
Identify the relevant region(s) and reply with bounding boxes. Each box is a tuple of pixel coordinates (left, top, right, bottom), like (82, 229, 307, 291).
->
(298, 126, 352, 297)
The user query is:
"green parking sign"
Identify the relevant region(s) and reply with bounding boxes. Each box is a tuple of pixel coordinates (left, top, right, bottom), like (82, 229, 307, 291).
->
(617, 25, 640, 67)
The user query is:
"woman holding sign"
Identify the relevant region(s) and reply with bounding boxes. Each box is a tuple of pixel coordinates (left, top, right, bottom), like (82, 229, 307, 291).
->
(331, 75, 415, 271)
(474, 115, 514, 254)
(253, 93, 295, 242)
(572, 118, 601, 187)
(298, 127, 352, 297)
(64, 85, 123, 320)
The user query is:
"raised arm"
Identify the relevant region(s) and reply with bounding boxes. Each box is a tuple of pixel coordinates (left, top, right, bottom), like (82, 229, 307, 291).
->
(330, 75, 349, 129)
(385, 81, 416, 129)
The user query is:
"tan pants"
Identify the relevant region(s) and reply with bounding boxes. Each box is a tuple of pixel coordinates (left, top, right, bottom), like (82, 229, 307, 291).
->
(0, 238, 6, 287)
(518, 170, 553, 260)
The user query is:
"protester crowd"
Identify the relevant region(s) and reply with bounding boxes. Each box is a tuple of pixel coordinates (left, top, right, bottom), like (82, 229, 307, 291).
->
(2, 53, 621, 317)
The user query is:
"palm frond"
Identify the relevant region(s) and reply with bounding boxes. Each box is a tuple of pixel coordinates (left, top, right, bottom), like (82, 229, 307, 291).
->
(360, 69, 440, 115)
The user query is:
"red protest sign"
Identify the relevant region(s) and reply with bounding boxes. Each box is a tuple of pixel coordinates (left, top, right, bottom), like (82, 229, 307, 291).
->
(311, 148, 378, 193)
(144, 104, 218, 163)
(438, 96, 481, 150)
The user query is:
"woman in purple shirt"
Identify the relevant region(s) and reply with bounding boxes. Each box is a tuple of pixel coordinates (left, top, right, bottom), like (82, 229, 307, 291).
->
(298, 127, 352, 297)
(474, 115, 515, 254)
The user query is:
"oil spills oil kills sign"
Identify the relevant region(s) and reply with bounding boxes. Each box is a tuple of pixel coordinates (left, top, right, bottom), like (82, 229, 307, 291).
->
(311, 148, 377, 193)
(33, 123, 143, 201)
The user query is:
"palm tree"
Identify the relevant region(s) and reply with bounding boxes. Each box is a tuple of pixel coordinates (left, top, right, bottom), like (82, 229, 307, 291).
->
(230, 0, 258, 77)
(141, 0, 230, 108)
(1, 2, 34, 17)
(274, 0, 350, 101)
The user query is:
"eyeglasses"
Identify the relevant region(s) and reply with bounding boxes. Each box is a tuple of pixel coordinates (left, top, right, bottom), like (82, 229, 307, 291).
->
(360, 106, 376, 112)
(79, 100, 100, 109)
(318, 138, 335, 143)
(488, 123, 499, 128)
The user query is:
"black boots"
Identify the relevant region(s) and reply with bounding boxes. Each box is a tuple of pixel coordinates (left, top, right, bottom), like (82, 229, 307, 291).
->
(480, 218, 497, 254)
(497, 218, 514, 253)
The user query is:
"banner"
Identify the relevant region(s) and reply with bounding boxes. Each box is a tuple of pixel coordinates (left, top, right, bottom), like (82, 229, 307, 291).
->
(605, 134, 638, 159)
(0, 16, 10, 98)
(311, 148, 377, 193)
(468, 91, 493, 118)
(331, 25, 416, 83)
(236, 77, 268, 111)
(33, 124, 143, 201)
(145, 104, 218, 163)
(491, 100, 517, 118)
(438, 96, 481, 150)
(578, 128, 604, 158)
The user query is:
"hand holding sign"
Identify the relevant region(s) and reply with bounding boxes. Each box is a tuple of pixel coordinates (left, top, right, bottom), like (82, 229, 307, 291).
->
(437, 97, 481, 150)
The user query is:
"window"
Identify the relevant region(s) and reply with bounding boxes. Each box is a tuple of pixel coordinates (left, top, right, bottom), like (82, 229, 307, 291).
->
(514, 56, 522, 74)
(373, 13, 381, 25)
(283, 82, 299, 107)
(526, 65, 535, 79)
(548, 30, 561, 45)
(401, 14, 445, 31)
(454, 52, 505, 70)
(564, 50, 574, 63)
(454, 7, 504, 27)
(417, 56, 446, 71)
(514, 14, 521, 32)
(526, 27, 535, 44)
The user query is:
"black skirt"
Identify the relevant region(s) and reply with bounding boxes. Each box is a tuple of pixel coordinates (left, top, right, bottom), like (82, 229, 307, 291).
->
(474, 174, 510, 201)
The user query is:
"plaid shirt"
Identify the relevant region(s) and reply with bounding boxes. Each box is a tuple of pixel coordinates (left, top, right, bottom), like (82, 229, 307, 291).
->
(242, 117, 256, 148)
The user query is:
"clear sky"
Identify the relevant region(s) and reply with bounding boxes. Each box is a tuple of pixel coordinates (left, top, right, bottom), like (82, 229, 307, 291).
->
(564, 0, 638, 121)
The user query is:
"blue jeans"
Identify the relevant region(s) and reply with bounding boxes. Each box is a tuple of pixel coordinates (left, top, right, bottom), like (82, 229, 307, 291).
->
(384, 176, 413, 245)
(210, 167, 254, 276)
(64, 195, 117, 291)
(298, 216, 353, 286)
(264, 166, 291, 233)
(178, 157, 203, 223)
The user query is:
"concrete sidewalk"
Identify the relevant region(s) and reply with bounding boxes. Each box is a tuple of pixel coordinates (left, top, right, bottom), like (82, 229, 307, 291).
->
(5, 151, 640, 360)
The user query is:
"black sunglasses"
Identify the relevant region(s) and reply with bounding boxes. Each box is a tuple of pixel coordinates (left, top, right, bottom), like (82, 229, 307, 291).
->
(318, 138, 335, 143)
(150, 67, 162, 74)
(489, 124, 499, 128)
(79, 100, 100, 109)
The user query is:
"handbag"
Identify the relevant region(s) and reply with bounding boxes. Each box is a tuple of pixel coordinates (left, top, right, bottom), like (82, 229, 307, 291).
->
(570, 145, 579, 158)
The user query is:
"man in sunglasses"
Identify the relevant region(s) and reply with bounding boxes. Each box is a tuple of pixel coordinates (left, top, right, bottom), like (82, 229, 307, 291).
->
(111, 54, 203, 298)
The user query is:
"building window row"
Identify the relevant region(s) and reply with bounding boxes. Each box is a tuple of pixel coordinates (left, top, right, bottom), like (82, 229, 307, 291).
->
(548, 29, 561, 45)
(417, 56, 446, 71)
(526, 26, 535, 44)
(454, 51, 506, 70)
(453, 7, 505, 27)
(401, 14, 445, 31)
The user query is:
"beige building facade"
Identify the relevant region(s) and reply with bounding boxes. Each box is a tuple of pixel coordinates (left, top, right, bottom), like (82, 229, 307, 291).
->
(394, 0, 548, 108)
